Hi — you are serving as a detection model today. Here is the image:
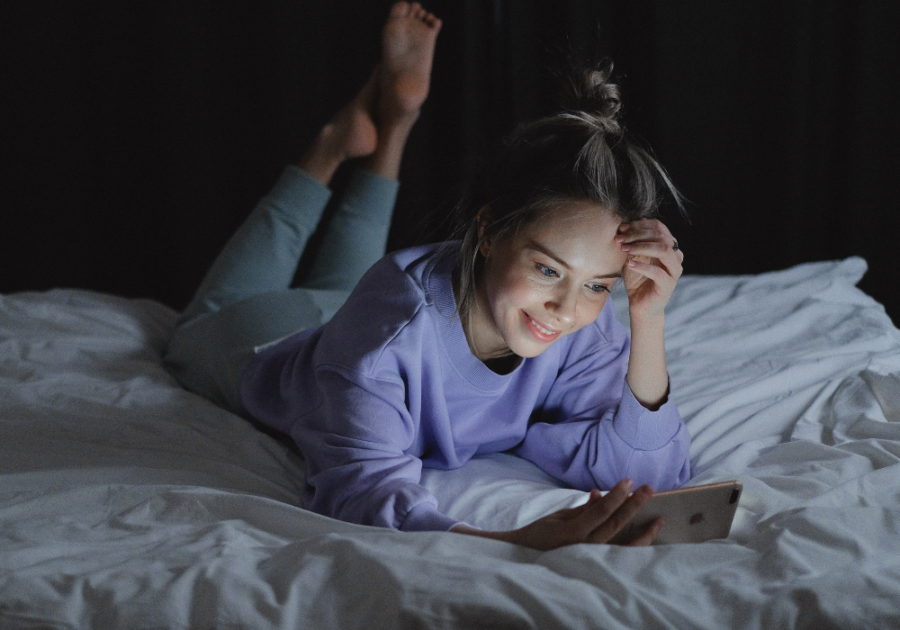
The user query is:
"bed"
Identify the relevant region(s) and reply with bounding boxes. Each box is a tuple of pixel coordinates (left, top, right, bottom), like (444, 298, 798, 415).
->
(2, 256, 899, 629)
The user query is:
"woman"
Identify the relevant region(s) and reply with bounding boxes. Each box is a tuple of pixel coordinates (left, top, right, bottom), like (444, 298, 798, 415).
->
(166, 2, 691, 551)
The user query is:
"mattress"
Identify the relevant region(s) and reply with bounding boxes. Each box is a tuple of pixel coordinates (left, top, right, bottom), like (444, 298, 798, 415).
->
(2, 256, 899, 629)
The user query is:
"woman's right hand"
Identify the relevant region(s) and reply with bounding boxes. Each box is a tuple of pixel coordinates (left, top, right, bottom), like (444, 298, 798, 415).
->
(451, 479, 663, 551)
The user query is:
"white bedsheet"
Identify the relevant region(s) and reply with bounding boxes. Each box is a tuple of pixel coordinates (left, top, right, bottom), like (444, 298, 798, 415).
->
(2, 257, 899, 629)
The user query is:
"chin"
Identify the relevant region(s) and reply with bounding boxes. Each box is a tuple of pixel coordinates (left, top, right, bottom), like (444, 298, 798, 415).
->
(507, 336, 558, 359)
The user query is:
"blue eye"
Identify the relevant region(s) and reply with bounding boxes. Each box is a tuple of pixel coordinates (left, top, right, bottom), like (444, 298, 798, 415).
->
(589, 284, 610, 294)
(537, 264, 558, 278)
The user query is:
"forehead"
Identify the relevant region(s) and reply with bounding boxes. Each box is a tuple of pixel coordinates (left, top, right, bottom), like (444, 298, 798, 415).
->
(511, 201, 626, 271)
(518, 201, 620, 243)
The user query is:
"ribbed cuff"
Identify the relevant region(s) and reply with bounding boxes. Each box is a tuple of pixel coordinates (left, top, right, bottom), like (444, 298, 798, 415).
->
(612, 382, 683, 450)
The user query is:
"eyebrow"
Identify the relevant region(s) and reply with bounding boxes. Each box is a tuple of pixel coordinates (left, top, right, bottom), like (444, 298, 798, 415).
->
(524, 238, 623, 279)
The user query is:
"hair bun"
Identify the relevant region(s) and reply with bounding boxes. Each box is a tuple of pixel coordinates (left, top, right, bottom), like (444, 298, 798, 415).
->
(563, 59, 623, 135)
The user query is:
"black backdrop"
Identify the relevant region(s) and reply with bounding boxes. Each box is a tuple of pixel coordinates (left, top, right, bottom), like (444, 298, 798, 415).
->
(4, 1, 899, 323)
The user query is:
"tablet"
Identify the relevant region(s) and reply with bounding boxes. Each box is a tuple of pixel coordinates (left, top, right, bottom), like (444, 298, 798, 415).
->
(609, 480, 743, 545)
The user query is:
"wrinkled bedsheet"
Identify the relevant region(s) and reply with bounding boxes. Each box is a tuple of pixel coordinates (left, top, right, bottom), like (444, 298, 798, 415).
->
(2, 257, 900, 629)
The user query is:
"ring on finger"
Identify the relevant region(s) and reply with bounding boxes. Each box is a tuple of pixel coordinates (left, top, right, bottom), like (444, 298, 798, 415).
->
(672, 239, 680, 252)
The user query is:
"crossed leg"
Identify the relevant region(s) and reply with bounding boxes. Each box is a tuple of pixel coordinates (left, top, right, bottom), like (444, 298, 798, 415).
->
(165, 2, 442, 413)
(301, 1, 442, 290)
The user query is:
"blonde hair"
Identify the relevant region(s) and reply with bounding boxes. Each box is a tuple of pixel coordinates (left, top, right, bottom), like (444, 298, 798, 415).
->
(451, 59, 686, 321)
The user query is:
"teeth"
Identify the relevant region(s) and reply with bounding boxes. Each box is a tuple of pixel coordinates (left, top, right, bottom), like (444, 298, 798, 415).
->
(531, 318, 556, 336)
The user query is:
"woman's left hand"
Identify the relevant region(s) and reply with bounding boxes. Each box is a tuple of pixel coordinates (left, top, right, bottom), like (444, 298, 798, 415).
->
(616, 219, 683, 322)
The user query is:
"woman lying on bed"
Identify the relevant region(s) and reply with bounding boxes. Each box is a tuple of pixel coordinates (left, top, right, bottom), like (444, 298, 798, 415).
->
(165, 1, 691, 551)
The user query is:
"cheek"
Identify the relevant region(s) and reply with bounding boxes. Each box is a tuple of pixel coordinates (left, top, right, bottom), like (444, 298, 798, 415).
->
(486, 265, 538, 309)
(507, 281, 550, 319)
(575, 293, 609, 328)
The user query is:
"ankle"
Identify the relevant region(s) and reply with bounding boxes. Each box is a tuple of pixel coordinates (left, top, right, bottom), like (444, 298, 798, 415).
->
(384, 111, 419, 134)
(298, 125, 345, 186)
(364, 125, 414, 181)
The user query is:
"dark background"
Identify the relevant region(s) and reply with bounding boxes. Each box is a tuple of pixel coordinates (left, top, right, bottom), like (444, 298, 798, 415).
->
(4, 1, 899, 323)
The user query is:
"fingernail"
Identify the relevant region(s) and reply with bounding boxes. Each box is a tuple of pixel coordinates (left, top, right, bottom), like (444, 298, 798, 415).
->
(621, 244, 631, 252)
(623, 478, 634, 491)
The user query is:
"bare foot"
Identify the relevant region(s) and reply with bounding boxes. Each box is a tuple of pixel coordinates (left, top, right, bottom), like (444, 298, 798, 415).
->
(299, 71, 379, 184)
(379, 2, 442, 124)
(328, 70, 380, 160)
(299, 2, 442, 184)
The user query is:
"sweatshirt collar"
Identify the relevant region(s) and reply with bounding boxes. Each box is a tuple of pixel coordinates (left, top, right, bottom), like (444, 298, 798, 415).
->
(424, 245, 521, 392)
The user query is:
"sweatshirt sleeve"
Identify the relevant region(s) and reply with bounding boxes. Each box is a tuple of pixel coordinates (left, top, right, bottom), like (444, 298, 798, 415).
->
(290, 368, 460, 533)
(239, 247, 463, 533)
(513, 313, 691, 492)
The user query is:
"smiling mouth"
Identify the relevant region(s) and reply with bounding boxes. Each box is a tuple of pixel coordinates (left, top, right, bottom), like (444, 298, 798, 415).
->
(524, 312, 561, 342)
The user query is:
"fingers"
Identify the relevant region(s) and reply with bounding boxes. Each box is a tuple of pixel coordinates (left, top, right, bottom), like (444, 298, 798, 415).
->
(625, 258, 679, 295)
(623, 243, 683, 283)
(553, 488, 607, 523)
(508, 482, 659, 550)
(621, 239, 683, 264)
(617, 220, 683, 305)
(627, 517, 665, 547)
(548, 481, 630, 538)
(617, 219, 680, 256)
(582, 483, 656, 544)
(617, 218, 676, 246)
(617, 220, 682, 266)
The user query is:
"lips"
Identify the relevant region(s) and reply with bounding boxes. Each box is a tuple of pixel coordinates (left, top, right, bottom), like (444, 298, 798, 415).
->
(523, 311, 561, 343)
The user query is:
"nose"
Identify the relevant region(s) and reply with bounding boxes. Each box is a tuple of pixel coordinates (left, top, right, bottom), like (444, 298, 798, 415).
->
(545, 285, 577, 327)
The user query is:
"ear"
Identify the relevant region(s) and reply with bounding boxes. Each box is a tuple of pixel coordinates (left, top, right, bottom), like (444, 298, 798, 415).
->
(476, 205, 493, 258)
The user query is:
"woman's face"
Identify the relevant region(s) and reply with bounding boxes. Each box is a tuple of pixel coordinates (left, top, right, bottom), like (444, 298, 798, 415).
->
(469, 201, 627, 361)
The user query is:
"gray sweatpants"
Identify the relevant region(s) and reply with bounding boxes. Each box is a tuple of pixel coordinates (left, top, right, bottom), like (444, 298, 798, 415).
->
(164, 166, 398, 414)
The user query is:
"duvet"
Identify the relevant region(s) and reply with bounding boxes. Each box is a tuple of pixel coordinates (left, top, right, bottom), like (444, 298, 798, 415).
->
(2, 257, 899, 629)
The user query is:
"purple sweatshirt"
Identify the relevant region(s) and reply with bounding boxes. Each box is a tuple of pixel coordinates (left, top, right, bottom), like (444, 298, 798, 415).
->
(240, 243, 691, 532)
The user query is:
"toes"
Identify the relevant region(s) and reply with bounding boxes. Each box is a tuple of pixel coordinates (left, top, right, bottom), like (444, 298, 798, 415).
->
(424, 14, 441, 30)
(392, 2, 441, 27)
(390, 2, 410, 18)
